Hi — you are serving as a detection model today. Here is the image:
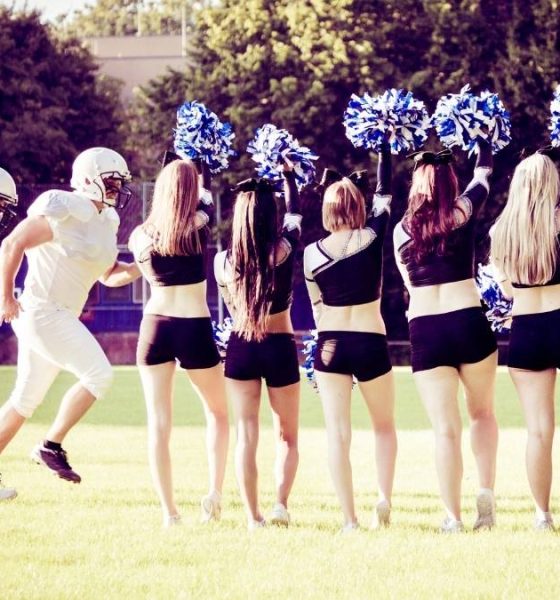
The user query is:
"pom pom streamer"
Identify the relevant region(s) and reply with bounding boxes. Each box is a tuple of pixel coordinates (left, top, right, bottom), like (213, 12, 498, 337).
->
(432, 85, 511, 154)
(212, 317, 234, 359)
(549, 85, 560, 148)
(247, 124, 318, 189)
(174, 101, 235, 174)
(343, 89, 431, 155)
(476, 263, 512, 332)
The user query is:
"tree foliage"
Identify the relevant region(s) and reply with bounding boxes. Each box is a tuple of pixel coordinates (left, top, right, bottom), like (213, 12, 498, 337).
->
(125, 0, 560, 335)
(0, 9, 124, 184)
(62, 0, 210, 37)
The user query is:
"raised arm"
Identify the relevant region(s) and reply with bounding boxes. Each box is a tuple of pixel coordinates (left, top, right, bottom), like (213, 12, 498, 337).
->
(458, 140, 493, 218)
(366, 144, 392, 237)
(281, 165, 302, 249)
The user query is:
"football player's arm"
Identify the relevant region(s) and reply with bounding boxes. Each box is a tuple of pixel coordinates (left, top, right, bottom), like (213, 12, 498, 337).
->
(99, 260, 142, 287)
(0, 216, 53, 324)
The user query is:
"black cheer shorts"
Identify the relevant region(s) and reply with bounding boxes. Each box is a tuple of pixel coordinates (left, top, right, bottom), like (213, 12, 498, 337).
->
(314, 331, 392, 382)
(225, 332, 300, 388)
(409, 307, 497, 373)
(137, 315, 220, 369)
(508, 308, 560, 371)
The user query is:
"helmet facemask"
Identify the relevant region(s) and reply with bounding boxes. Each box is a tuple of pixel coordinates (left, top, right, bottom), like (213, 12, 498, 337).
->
(0, 190, 18, 235)
(99, 172, 133, 209)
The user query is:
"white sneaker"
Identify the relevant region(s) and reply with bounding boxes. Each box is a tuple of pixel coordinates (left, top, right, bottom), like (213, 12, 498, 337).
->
(200, 491, 222, 523)
(440, 516, 465, 533)
(534, 515, 555, 532)
(163, 514, 182, 528)
(248, 518, 266, 531)
(372, 499, 391, 529)
(269, 503, 290, 527)
(340, 521, 360, 534)
(473, 490, 496, 531)
(0, 474, 16, 501)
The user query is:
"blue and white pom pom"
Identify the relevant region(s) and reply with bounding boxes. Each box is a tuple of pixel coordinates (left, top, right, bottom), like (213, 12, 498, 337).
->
(302, 329, 319, 391)
(174, 101, 236, 174)
(343, 88, 431, 155)
(247, 124, 318, 189)
(301, 330, 356, 391)
(432, 85, 511, 154)
(549, 85, 560, 147)
(212, 317, 234, 359)
(476, 263, 512, 332)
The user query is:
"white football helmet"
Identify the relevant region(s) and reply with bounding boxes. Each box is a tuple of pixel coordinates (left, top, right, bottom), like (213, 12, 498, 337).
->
(0, 167, 18, 234)
(70, 147, 132, 208)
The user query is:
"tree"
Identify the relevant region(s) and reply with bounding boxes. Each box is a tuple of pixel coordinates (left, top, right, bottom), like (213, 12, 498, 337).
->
(61, 0, 210, 37)
(0, 8, 124, 184)
(126, 0, 560, 336)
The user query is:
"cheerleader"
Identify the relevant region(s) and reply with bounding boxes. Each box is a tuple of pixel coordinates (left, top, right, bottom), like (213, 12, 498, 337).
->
(0, 148, 139, 492)
(491, 149, 560, 531)
(214, 163, 300, 529)
(303, 146, 397, 531)
(129, 157, 229, 527)
(393, 142, 498, 532)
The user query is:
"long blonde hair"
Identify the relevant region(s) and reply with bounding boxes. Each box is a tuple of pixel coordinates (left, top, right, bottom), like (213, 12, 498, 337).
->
(492, 153, 560, 285)
(144, 159, 202, 255)
(229, 183, 278, 341)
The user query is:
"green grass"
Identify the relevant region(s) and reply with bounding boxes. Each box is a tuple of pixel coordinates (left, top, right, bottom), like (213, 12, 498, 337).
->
(0, 367, 559, 599)
(2, 366, 558, 430)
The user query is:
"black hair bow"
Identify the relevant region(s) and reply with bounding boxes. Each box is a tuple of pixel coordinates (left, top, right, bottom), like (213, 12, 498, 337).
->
(161, 150, 182, 167)
(160, 150, 206, 172)
(317, 168, 369, 198)
(409, 149, 454, 169)
(231, 178, 275, 194)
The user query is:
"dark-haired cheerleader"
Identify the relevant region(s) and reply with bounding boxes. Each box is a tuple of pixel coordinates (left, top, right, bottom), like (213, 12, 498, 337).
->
(304, 147, 397, 532)
(394, 142, 498, 532)
(214, 163, 301, 529)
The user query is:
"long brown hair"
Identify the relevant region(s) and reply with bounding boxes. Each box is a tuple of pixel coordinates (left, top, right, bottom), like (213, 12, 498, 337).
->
(229, 185, 278, 341)
(144, 159, 202, 255)
(404, 163, 461, 260)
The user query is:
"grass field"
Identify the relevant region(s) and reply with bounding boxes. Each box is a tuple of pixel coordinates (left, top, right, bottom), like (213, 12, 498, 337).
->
(0, 366, 559, 600)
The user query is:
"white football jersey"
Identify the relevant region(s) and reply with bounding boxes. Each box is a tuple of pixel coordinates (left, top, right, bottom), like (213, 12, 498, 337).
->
(21, 190, 119, 314)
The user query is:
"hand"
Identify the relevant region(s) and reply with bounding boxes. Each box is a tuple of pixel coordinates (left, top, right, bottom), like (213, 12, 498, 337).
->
(282, 157, 295, 172)
(0, 295, 21, 326)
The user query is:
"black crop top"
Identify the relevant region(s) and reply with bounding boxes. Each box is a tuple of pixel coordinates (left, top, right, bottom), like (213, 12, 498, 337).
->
(511, 236, 560, 288)
(130, 192, 214, 287)
(304, 148, 392, 307)
(215, 172, 301, 314)
(394, 143, 493, 287)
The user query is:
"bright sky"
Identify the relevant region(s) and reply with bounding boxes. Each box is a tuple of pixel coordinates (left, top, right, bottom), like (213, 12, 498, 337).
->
(0, 0, 90, 20)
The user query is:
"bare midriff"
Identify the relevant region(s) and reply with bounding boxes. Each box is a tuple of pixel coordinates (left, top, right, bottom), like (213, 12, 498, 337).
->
(511, 283, 560, 316)
(316, 298, 386, 334)
(144, 281, 210, 318)
(407, 278, 481, 319)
